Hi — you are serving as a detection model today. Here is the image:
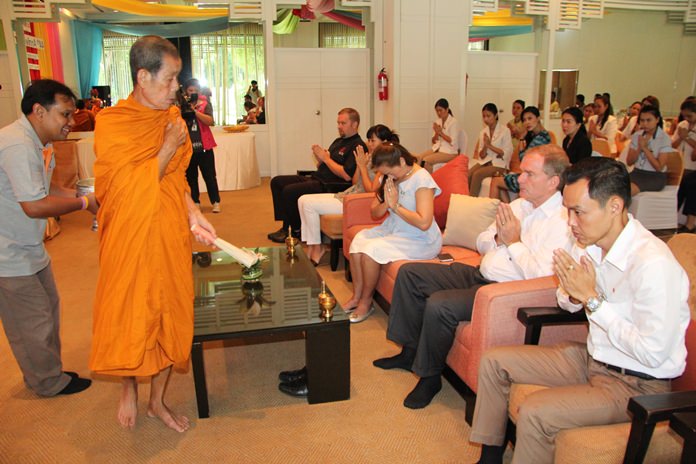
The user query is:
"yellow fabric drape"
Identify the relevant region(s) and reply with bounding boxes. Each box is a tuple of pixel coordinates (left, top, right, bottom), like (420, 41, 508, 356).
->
(91, 0, 227, 18)
(31, 23, 53, 79)
(473, 9, 533, 27)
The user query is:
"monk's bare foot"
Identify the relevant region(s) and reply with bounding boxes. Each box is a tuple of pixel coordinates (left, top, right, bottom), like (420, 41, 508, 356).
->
(147, 402, 190, 432)
(118, 378, 138, 430)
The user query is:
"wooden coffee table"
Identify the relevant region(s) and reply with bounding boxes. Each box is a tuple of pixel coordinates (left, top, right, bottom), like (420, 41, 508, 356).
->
(191, 246, 350, 418)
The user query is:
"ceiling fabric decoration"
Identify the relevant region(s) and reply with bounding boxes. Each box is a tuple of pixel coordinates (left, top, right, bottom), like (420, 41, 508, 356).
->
(91, 0, 227, 18)
(322, 10, 364, 30)
(273, 8, 300, 34)
(469, 9, 533, 40)
(81, 16, 231, 38)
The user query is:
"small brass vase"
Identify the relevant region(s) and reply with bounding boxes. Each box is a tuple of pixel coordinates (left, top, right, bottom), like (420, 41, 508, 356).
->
(317, 281, 336, 320)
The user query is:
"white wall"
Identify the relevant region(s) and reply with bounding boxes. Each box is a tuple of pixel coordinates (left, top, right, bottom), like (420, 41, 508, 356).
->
(490, 9, 696, 116)
(463, 51, 538, 155)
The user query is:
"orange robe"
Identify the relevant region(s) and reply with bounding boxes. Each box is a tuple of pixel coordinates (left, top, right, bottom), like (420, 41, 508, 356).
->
(89, 95, 193, 377)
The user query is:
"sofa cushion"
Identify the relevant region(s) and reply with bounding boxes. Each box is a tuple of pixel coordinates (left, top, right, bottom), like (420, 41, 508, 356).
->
(442, 194, 500, 249)
(431, 155, 470, 230)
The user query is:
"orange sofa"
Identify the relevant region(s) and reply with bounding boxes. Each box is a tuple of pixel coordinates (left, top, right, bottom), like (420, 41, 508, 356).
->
(342, 192, 587, 422)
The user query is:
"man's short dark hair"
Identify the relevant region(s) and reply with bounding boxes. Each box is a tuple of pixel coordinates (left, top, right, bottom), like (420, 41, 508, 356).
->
(563, 157, 631, 209)
(338, 107, 360, 125)
(129, 35, 180, 86)
(251, 80, 258, 85)
(21, 79, 76, 115)
(75, 99, 86, 110)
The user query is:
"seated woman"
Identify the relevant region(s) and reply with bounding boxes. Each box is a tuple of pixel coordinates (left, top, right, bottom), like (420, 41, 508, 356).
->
(561, 106, 592, 164)
(416, 98, 459, 172)
(488, 106, 551, 203)
(627, 105, 673, 196)
(297, 124, 397, 265)
(673, 98, 696, 232)
(468, 103, 513, 196)
(506, 99, 526, 147)
(346, 142, 442, 323)
(587, 94, 618, 156)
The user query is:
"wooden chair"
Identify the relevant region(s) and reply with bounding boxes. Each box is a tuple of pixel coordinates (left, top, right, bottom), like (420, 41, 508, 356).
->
(592, 138, 613, 157)
(511, 233, 696, 463)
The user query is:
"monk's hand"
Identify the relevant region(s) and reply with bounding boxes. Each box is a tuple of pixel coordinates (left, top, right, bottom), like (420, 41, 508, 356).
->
(189, 210, 217, 246)
(163, 119, 187, 154)
(86, 192, 99, 214)
(495, 203, 520, 246)
(553, 249, 597, 304)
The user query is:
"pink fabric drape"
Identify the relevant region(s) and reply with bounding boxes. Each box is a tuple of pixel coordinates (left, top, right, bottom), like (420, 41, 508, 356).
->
(46, 23, 64, 83)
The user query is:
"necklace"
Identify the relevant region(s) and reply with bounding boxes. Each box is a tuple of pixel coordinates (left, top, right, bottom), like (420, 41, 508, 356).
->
(399, 166, 415, 181)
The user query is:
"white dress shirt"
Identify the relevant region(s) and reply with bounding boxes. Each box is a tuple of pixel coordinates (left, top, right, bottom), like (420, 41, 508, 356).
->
(557, 217, 690, 379)
(432, 114, 459, 154)
(476, 191, 573, 282)
(589, 114, 618, 153)
(475, 123, 514, 169)
(672, 120, 696, 171)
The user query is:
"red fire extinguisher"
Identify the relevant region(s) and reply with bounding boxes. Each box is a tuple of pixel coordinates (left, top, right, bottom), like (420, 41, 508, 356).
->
(378, 68, 388, 101)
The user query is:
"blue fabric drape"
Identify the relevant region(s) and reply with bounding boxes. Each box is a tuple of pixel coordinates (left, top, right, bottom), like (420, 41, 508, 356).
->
(84, 16, 230, 38)
(72, 21, 103, 98)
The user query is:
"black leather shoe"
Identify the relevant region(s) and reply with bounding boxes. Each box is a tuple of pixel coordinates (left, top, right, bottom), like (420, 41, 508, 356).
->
(278, 366, 307, 383)
(268, 228, 288, 243)
(57, 374, 92, 395)
(278, 378, 308, 397)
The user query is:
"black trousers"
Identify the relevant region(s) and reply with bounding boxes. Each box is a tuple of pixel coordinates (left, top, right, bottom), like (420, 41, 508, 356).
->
(678, 169, 696, 216)
(387, 262, 493, 378)
(186, 149, 220, 204)
(270, 175, 323, 230)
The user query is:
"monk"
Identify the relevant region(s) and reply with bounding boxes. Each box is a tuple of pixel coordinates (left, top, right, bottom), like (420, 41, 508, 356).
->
(90, 35, 216, 432)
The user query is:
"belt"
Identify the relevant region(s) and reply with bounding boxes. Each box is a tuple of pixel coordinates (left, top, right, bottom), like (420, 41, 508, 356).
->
(599, 362, 669, 381)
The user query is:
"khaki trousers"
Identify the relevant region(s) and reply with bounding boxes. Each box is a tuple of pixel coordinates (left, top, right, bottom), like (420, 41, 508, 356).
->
(0, 264, 71, 396)
(416, 150, 458, 172)
(470, 342, 671, 464)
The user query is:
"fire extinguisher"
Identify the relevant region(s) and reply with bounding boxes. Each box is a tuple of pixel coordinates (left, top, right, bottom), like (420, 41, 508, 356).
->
(378, 68, 388, 101)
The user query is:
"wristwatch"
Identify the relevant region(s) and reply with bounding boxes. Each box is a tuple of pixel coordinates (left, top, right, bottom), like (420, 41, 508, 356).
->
(585, 293, 605, 313)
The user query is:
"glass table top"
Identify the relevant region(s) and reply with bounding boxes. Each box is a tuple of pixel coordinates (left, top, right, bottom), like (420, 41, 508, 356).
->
(192, 246, 346, 338)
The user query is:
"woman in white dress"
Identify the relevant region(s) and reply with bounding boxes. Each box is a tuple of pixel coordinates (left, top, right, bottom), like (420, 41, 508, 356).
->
(346, 143, 442, 323)
(468, 102, 513, 196)
(297, 125, 398, 265)
(416, 98, 459, 172)
(587, 94, 618, 156)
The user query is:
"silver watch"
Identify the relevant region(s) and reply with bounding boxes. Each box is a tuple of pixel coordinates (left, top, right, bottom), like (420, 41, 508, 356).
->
(585, 294, 605, 312)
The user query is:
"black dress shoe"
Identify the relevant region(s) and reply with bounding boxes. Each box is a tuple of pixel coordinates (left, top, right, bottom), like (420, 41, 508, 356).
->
(278, 366, 307, 383)
(268, 228, 288, 243)
(278, 378, 308, 397)
(57, 374, 92, 395)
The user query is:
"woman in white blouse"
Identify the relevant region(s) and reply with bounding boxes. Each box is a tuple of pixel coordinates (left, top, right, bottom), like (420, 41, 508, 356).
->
(673, 98, 696, 232)
(416, 98, 459, 172)
(468, 103, 513, 196)
(587, 95, 618, 156)
(627, 105, 673, 195)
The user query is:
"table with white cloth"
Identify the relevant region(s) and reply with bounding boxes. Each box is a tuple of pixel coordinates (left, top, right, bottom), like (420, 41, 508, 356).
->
(70, 126, 261, 191)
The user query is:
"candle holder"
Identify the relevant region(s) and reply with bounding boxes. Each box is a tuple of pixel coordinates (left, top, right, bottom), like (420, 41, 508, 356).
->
(317, 281, 336, 320)
(285, 226, 299, 259)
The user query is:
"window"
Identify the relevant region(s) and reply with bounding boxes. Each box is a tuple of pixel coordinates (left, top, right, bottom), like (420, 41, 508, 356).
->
(191, 24, 265, 125)
(98, 32, 138, 104)
(319, 23, 366, 48)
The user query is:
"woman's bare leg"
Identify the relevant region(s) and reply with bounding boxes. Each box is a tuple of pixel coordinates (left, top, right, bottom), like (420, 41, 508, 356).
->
(344, 253, 363, 309)
(352, 254, 381, 317)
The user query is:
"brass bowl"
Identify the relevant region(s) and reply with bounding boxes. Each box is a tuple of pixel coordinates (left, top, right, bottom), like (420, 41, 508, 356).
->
(222, 125, 250, 133)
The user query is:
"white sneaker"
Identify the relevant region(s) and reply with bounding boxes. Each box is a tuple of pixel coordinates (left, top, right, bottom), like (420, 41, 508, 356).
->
(212, 202, 221, 213)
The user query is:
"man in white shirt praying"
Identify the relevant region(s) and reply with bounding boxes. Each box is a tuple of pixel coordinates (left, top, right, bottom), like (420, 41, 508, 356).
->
(470, 157, 690, 464)
(373, 145, 574, 410)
